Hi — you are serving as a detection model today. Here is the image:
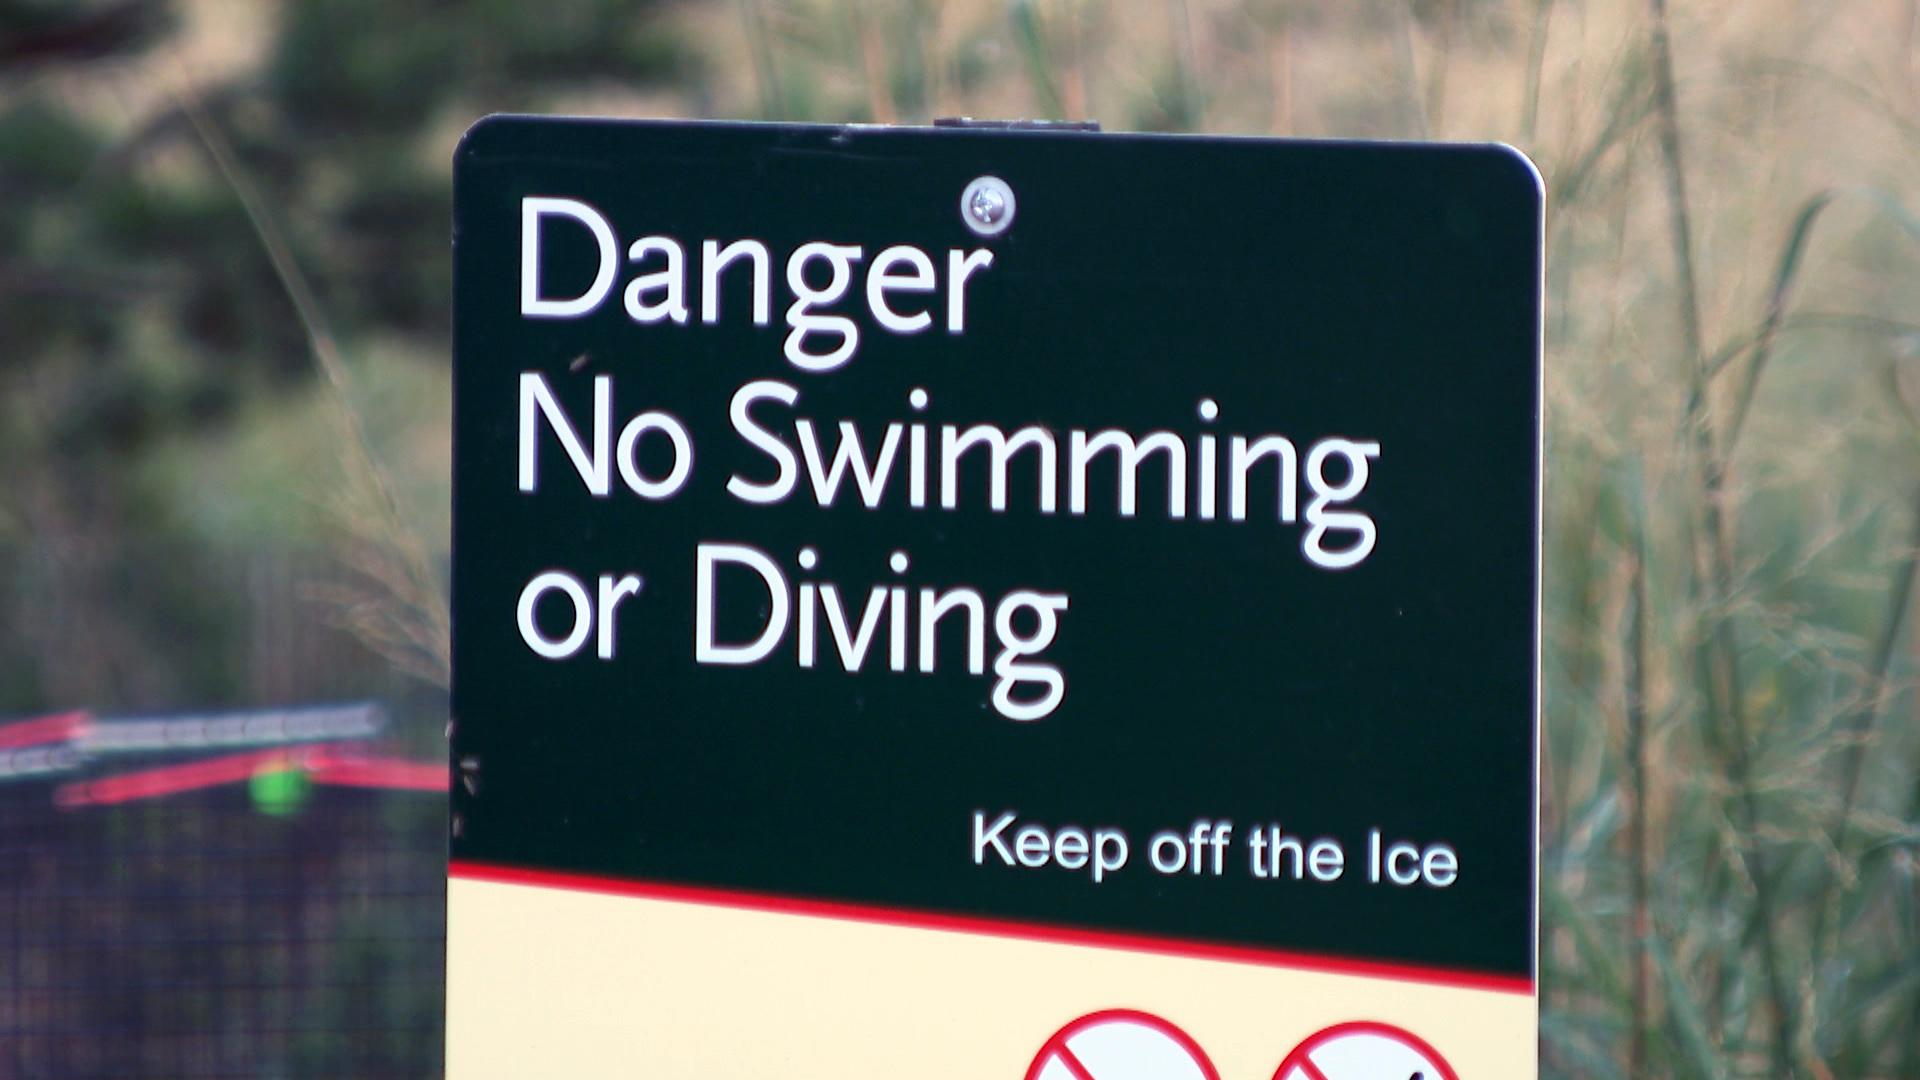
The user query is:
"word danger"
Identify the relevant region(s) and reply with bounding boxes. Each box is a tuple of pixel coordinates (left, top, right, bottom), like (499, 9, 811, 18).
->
(519, 197, 993, 372)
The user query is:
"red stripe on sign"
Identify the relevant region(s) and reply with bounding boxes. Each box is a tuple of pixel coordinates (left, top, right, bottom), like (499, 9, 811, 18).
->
(449, 859, 1535, 995)
(1295, 1057, 1334, 1080)
(1054, 1045, 1100, 1080)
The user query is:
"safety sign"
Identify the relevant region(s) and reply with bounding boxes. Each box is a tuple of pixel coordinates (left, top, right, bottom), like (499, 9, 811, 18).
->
(447, 116, 1542, 1078)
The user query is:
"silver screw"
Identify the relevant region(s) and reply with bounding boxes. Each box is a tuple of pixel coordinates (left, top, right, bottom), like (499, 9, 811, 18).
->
(961, 176, 1016, 236)
(969, 187, 1005, 223)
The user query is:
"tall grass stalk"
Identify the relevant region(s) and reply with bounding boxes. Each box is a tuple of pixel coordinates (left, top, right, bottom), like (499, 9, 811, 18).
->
(1809, 485, 1920, 964)
(737, 0, 786, 120)
(1392, 3, 1430, 137)
(1624, 475, 1654, 1078)
(1265, 9, 1293, 134)
(1010, 1, 1066, 119)
(172, 72, 450, 688)
(848, 3, 896, 123)
(1165, 0, 1203, 128)
(1520, 0, 1556, 140)
(1644, 0, 1797, 1071)
(1424, 0, 1457, 134)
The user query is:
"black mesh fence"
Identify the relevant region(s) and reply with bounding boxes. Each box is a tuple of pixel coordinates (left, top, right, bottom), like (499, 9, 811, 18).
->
(0, 545, 447, 1079)
(0, 779, 444, 1079)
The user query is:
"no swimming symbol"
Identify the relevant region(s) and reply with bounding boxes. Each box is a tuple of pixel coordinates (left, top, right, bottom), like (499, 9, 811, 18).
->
(1025, 1010, 1219, 1080)
(1272, 1021, 1459, 1080)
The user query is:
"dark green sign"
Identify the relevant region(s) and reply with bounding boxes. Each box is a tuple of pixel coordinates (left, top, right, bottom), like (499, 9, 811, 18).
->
(451, 116, 1541, 985)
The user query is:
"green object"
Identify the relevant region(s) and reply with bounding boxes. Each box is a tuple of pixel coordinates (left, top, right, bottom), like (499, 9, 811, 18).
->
(249, 762, 310, 817)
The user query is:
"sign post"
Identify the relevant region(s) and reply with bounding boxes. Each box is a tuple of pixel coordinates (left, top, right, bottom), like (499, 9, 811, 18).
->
(450, 116, 1542, 1078)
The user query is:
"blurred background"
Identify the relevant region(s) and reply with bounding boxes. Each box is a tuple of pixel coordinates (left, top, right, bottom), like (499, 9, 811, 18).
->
(0, 0, 1916, 1076)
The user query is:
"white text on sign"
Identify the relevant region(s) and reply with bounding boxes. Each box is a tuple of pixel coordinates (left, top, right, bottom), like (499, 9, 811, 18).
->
(970, 811, 1460, 889)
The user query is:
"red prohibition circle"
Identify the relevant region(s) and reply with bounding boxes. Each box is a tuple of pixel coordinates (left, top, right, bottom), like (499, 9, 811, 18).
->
(1025, 1008, 1222, 1080)
(1272, 1020, 1460, 1080)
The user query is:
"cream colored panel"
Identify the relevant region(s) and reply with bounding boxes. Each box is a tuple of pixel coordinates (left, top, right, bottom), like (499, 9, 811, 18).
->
(448, 876, 1535, 1080)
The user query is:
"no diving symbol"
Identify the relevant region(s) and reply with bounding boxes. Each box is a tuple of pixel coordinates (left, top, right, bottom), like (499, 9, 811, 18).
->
(1026, 1010, 1220, 1080)
(1272, 1021, 1459, 1080)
